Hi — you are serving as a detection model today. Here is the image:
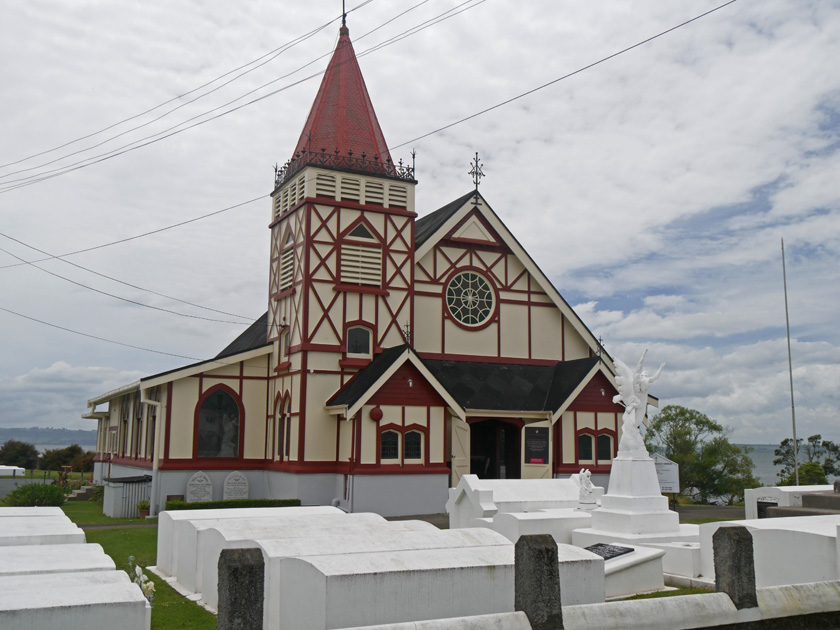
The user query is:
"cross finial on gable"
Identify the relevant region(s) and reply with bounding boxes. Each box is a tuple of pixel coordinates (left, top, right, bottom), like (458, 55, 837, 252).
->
(469, 152, 484, 205)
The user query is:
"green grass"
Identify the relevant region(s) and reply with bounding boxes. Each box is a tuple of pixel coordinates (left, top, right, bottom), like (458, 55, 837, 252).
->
(61, 500, 151, 525)
(84, 527, 216, 630)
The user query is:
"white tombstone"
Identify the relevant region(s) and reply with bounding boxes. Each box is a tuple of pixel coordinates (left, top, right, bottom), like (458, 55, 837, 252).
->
(274, 546, 514, 630)
(154, 505, 341, 578)
(222, 471, 249, 500)
(0, 506, 66, 518)
(744, 484, 833, 519)
(174, 512, 390, 594)
(200, 519, 438, 609)
(186, 471, 213, 503)
(486, 509, 594, 545)
(0, 544, 115, 577)
(0, 570, 150, 630)
(0, 516, 86, 546)
(446, 474, 591, 529)
(256, 528, 511, 624)
(698, 515, 840, 587)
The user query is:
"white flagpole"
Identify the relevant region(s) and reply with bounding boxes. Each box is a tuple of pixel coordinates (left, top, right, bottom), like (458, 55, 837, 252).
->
(781, 238, 799, 486)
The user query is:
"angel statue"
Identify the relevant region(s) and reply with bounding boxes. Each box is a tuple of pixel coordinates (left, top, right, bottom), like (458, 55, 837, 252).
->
(612, 349, 665, 458)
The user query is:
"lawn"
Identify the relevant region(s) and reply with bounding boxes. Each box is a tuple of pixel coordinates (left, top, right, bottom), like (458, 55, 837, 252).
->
(60, 504, 216, 630)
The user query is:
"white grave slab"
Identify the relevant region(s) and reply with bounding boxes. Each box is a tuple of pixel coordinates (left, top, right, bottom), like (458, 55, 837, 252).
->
(0, 570, 150, 630)
(0, 466, 25, 476)
(275, 546, 514, 630)
(483, 509, 593, 545)
(0, 543, 114, 577)
(175, 512, 392, 593)
(744, 485, 833, 519)
(155, 505, 341, 577)
(698, 516, 840, 587)
(255, 528, 511, 624)
(447, 474, 601, 529)
(222, 471, 249, 500)
(596, 544, 666, 599)
(0, 506, 66, 518)
(0, 516, 85, 546)
(186, 471, 213, 502)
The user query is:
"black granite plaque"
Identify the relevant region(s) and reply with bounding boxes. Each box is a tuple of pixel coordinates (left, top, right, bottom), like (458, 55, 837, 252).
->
(524, 427, 549, 464)
(584, 543, 634, 561)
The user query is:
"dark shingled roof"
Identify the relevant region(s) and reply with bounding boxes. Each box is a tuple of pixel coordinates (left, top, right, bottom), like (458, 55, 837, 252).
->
(215, 312, 270, 360)
(326, 343, 600, 414)
(423, 356, 599, 413)
(326, 345, 410, 407)
(414, 190, 477, 247)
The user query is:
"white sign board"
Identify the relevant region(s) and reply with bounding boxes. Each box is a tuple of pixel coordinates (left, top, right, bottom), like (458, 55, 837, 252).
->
(652, 453, 680, 494)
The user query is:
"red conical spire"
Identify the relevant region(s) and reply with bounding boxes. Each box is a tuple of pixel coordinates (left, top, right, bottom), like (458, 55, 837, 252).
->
(293, 25, 392, 165)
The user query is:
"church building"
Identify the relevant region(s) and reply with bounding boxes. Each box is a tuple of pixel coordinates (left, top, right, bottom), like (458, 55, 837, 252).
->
(85, 22, 632, 517)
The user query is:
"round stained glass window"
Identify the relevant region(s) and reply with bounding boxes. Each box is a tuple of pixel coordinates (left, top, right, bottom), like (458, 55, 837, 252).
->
(446, 271, 495, 326)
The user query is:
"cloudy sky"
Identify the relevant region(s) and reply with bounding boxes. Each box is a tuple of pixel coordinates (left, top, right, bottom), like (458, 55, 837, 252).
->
(1, 1, 838, 444)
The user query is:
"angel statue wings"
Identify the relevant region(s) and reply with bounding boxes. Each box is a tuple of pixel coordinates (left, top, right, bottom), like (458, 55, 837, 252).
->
(612, 349, 665, 458)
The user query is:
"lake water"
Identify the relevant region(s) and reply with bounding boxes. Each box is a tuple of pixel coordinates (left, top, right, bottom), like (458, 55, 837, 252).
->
(739, 443, 837, 486)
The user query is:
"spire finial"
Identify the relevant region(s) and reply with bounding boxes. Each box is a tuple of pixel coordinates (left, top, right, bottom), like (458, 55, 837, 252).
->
(342, 0, 347, 27)
(469, 152, 485, 201)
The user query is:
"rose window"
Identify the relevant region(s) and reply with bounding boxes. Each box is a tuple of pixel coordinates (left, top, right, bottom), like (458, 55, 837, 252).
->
(446, 271, 495, 326)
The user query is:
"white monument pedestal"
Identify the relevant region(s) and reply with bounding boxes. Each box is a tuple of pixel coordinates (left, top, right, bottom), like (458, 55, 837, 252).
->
(572, 457, 698, 548)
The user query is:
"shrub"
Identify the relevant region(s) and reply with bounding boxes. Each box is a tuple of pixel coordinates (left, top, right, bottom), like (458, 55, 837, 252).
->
(164, 498, 300, 511)
(136, 500, 150, 510)
(4, 483, 66, 506)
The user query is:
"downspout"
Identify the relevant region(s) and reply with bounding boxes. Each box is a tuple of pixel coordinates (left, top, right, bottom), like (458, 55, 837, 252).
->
(141, 387, 163, 517)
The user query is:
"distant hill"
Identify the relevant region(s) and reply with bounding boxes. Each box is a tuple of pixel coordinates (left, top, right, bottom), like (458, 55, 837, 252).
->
(0, 427, 97, 448)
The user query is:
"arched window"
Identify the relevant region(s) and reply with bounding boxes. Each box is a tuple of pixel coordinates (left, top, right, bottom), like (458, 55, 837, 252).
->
(380, 431, 399, 461)
(275, 396, 291, 461)
(347, 326, 372, 358)
(404, 431, 423, 461)
(578, 433, 594, 463)
(597, 434, 614, 462)
(197, 389, 241, 458)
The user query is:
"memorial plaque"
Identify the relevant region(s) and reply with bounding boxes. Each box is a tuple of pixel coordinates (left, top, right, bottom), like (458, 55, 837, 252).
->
(186, 471, 213, 503)
(653, 453, 680, 494)
(584, 543, 634, 561)
(223, 471, 249, 500)
(524, 427, 549, 464)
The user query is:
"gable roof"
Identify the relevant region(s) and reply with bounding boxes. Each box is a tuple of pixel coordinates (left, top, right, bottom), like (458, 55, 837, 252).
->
(424, 356, 599, 414)
(293, 25, 391, 166)
(414, 190, 611, 364)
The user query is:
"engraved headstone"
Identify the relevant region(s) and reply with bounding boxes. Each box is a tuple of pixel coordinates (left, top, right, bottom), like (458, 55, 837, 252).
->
(186, 471, 213, 503)
(223, 471, 249, 501)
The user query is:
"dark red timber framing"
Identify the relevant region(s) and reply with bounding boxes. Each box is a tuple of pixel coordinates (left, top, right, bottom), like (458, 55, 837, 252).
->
(554, 371, 623, 475)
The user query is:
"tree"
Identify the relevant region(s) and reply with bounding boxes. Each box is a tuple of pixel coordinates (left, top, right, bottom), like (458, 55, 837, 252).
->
(0, 439, 39, 469)
(773, 434, 839, 481)
(779, 461, 827, 486)
(38, 444, 85, 471)
(645, 405, 761, 504)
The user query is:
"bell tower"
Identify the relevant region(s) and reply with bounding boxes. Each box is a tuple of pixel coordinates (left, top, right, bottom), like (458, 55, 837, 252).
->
(267, 22, 417, 467)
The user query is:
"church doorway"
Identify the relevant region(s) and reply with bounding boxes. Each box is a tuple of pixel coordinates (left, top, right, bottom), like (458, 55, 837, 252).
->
(469, 419, 521, 479)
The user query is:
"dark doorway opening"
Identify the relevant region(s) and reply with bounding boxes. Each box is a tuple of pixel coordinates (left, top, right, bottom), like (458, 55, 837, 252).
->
(470, 419, 521, 479)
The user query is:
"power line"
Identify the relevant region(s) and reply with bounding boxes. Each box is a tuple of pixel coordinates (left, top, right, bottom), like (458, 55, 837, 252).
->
(0, 2, 372, 172)
(0, 243, 251, 325)
(0, 1, 486, 193)
(0, 195, 265, 270)
(391, 0, 739, 149)
(0, 232, 254, 321)
(0, 303, 244, 364)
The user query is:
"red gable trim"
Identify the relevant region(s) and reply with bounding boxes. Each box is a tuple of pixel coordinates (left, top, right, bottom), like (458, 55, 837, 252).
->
(368, 362, 448, 408)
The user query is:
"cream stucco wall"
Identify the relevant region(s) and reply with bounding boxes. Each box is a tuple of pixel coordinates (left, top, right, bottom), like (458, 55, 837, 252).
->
(169, 379, 199, 458)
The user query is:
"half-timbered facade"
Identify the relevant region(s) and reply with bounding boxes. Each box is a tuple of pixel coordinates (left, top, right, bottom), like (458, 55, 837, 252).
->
(86, 23, 638, 516)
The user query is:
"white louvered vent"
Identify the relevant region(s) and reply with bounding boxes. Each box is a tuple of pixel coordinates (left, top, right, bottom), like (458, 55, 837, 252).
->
(273, 196, 283, 220)
(316, 173, 337, 198)
(340, 177, 361, 201)
(365, 181, 384, 205)
(287, 181, 297, 209)
(279, 249, 295, 292)
(389, 185, 408, 208)
(296, 175, 306, 204)
(340, 244, 381, 286)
